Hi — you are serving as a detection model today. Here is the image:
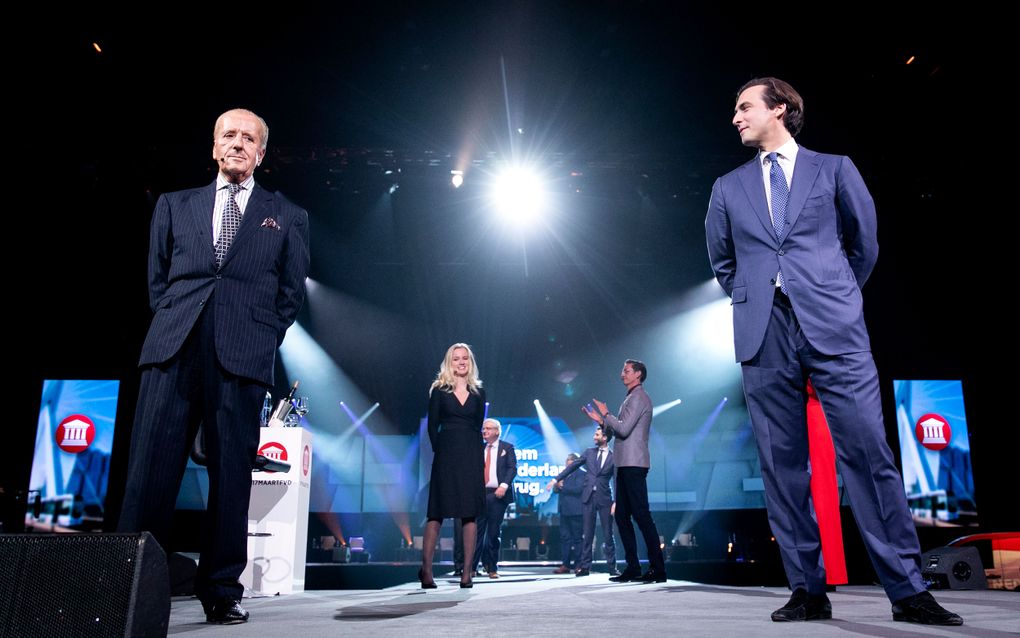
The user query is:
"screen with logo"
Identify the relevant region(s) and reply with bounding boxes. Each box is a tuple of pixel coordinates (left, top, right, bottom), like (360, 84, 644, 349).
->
(27, 379, 121, 530)
(893, 379, 977, 527)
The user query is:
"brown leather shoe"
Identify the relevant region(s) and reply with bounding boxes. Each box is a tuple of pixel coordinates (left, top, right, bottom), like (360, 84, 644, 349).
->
(488, 571, 500, 579)
(553, 565, 571, 574)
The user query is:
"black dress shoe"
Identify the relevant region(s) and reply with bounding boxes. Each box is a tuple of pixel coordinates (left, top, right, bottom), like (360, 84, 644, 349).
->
(608, 569, 642, 582)
(638, 569, 667, 583)
(771, 589, 831, 622)
(574, 568, 590, 577)
(452, 568, 463, 576)
(206, 600, 249, 625)
(892, 591, 963, 626)
(607, 569, 621, 577)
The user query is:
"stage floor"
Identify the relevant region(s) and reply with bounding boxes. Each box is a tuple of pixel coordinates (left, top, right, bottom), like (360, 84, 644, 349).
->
(170, 567, 1018, 636)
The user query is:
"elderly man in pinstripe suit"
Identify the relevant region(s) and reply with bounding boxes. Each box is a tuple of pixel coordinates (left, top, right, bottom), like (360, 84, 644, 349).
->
(119, 108, 310, 625)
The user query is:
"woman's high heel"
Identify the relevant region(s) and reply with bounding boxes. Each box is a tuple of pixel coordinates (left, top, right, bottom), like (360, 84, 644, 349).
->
(459, 579, 473, 589)
(418, 568, 437, 589)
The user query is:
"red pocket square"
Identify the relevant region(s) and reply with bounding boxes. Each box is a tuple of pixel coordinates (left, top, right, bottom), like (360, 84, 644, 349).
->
(261, 217, 280, 230)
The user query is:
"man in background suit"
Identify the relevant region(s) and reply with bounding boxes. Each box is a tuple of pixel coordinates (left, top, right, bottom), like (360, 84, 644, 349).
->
(550, 453, 585, 574)
(547, 425, 617, 576)
(583, 359, 665, 583)
(119, 108, 310, 625)
(473, 418, 517, 578)
(705, 77, 960, 625)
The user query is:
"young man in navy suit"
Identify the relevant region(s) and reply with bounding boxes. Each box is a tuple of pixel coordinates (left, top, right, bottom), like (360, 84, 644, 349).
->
(119, 109, 310, 625)
(705, 78, 960, 625)
(548, 425, 618, 577)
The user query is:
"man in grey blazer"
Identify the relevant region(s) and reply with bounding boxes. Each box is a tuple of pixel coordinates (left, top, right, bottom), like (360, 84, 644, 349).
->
(119, 108, 310, 625)
(584, 359, 665, 583)
(547, 425, 618, 576)
(706, 77, 960, 625)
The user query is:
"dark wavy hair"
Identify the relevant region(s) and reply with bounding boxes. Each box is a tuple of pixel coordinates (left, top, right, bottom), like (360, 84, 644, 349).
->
(625, 359, 647, 383)
(737, 77, 804, 136)
(596, 424, 614, 443)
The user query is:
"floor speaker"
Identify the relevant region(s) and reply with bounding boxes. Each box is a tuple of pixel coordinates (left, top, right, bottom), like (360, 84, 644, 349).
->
(0, 532, 170, 637)
(921, 545, 988, 590)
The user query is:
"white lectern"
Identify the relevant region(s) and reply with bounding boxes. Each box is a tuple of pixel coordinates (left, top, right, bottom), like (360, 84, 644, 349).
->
(240, 427, 312, 595)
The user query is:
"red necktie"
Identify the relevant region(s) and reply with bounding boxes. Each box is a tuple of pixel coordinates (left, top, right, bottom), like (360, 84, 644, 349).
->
(484, 444, 493, 482)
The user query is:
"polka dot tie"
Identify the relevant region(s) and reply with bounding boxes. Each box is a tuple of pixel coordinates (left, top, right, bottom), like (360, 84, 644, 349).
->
(215, 183, 243, 268)
(767, 152, 789, 294)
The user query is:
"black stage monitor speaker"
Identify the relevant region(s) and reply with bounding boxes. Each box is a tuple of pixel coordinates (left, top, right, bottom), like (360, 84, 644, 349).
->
(0, 532, 170, 638)
(921, 545, 988, 590)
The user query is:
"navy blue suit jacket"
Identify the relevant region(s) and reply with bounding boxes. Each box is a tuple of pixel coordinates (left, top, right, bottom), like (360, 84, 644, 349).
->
(138, 181, 310, 385)
(556, 446, 615, 507)
(486, 439, 518, 506)
(555, 466, 585, 516)
(705, 147, 877, 362)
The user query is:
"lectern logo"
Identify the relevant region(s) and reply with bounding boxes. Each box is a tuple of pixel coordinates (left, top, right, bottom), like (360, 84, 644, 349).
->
(915, 413, 952, 451)
(258, 441, 288, 473)
(56, 414, 95, 453)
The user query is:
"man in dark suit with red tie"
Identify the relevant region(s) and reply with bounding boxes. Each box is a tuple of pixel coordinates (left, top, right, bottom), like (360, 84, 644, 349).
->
(472, 418, 517, 578)
(118, 108, 310, 625)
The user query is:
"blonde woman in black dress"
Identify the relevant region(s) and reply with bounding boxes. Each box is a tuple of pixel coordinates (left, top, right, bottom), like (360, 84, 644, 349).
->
(419, 343, 486, 588)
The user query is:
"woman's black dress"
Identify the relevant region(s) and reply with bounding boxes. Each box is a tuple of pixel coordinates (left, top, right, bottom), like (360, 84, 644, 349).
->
(426, 387, 486, 519)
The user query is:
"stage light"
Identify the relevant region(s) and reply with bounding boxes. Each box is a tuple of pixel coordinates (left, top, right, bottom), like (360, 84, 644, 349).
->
(652, 398, 683, 417)
(533, 400, 572, 462)
(451, 170, 464, 188)
(491, 166, 545, 224)
(389, 183, 399, 195)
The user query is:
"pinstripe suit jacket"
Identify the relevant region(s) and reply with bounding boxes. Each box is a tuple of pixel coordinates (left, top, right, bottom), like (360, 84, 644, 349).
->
(138, 180, 310, 386)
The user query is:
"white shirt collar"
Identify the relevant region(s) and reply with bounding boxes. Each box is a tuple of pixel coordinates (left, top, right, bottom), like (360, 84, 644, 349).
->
(759, 138, 799, 166)
(216, 173, 255, 191)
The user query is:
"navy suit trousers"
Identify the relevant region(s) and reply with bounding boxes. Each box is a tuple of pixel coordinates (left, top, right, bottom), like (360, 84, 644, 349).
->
(559, 514, 583, 567)
(579, 497, 616, 570)
(741, 290, 923, 601)
(473, 488, 509, 572)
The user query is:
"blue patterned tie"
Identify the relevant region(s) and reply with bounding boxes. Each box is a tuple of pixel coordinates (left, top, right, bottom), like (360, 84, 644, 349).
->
(215, 183, 243, 268)
(767, 152, 789, 294)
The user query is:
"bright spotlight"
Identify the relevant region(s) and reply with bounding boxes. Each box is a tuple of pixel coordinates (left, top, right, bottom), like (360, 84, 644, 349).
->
(491, 166, 545, 224)
(652, 399, 683, 417)
(451, 170, 464, 188)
